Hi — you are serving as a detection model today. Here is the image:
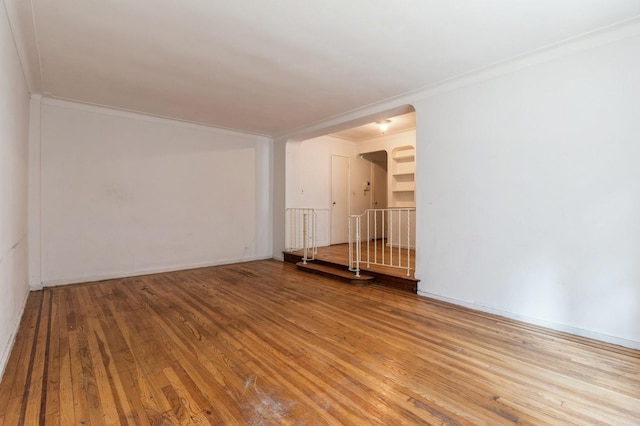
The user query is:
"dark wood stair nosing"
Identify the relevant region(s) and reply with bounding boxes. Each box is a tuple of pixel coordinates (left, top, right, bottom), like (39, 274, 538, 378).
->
(295, 261, 374, 285)
(284, 251, 418, 293)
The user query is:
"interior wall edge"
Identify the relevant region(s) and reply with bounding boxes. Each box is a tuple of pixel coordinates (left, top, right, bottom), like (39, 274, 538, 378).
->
(27, 93, 42, 290)
(406, 15, 640, 104)
(254, 136, 274, 258)
(418, 291, 640, 350)
(1, 0, 40, 93)
(271, 137, 288, 257)
(0, 287, 30, 381)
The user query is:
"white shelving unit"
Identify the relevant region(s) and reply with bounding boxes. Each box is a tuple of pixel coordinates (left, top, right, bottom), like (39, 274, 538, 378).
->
(391, 146, 416, 208)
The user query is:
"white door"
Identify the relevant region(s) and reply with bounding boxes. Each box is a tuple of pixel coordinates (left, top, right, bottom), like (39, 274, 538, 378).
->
(330, 155, 349, 244)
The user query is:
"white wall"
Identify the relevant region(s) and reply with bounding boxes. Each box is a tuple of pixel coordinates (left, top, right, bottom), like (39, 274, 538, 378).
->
(415, 33, 640, 347)
(273, 23, 640, 348)
(35, 98, 272, 286)
(286, 135, 355, 246)
(286, 134, 390, 246)
(287, 135, 354, 209)
(0, 3, 31, 377)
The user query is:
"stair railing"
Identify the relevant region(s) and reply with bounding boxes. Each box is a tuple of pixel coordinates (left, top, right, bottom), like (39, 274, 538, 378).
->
(286, 208, 318, 264)
(349, 208, 416, 277)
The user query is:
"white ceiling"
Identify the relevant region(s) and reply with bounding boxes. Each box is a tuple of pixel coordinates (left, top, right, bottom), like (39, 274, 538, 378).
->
(6, 1, 640, 137)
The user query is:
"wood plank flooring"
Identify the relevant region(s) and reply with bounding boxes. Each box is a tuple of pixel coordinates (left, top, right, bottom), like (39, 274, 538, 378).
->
(1, 260, 639, 425)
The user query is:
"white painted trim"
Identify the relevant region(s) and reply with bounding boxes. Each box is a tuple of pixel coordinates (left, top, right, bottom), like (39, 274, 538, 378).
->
(27, 0, 44, 92)
(41, 256, 273, 287)
(418, 291, 640, 350)
(41, 96, 271, 138)
(271, 138, 289, 257)
(1, 0, 39, 92)
(0, 288, 30, 381)
(28, 94, 42, 290)
(255, 137, 274, 259)
(279, 17, 640, 142)
(405, 16, 640, 103)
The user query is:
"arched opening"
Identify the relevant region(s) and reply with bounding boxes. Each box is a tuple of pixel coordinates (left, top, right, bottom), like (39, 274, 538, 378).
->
(283, 107, 417, 290)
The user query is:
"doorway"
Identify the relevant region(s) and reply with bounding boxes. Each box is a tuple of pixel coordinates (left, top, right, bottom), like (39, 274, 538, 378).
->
(360, 151, 388, 238)
(283, 108, 418, 285)
(284, 108, 416, 275)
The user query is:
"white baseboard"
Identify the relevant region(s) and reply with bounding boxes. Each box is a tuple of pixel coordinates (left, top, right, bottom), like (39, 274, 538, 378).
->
(41, 255, 273, 287)
(418, 290, 640, 350)
(0, 288, 31, 381)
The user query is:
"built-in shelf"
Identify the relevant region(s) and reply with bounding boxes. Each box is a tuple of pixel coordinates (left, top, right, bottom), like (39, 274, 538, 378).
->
(392, 182, 415, 192)
(391, 146, 416, 208)
(394, 161, 415, 175)
(394, 154, 415, 162)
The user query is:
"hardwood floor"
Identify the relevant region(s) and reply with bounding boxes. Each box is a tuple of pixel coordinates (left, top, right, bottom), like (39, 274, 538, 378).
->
(1, 260, 639, 425)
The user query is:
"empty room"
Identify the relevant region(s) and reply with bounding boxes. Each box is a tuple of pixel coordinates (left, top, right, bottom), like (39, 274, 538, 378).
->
(1, 1, 639, 424)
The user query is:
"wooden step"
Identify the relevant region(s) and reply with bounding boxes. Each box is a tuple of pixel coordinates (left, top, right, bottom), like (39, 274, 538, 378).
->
(285, 251, 418, 293)
(296, 262, 374, 285)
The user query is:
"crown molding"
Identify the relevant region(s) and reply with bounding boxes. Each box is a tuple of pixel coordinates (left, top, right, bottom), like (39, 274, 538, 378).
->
(39, 96, 272, 140)
(277, 16, 640, 142)
(2, 0, 42, 93)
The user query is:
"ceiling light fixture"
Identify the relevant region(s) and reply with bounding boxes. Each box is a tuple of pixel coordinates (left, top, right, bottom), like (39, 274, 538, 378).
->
(377, 119, 391, 133)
